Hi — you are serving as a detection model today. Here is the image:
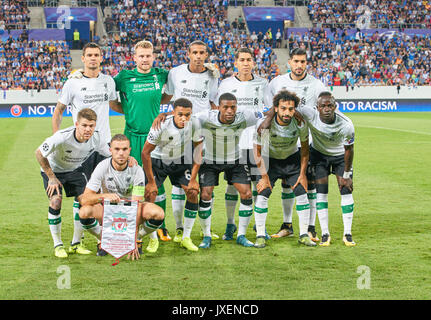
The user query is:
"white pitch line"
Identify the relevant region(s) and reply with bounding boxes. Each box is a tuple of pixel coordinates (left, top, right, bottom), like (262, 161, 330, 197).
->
(356, 125, 431, 136)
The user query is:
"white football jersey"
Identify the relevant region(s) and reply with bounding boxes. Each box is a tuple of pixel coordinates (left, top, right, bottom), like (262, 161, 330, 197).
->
(58, 73, 117, 145)
(217, 75, 268, 150)
(165, 64, 218, 113)
(300, 108, 355, 156)
(147, 115, 203, 161)
(39, 126, 110, 173)
(264, 72, 328, 147)
(194, 109, 263, 163)
(264, 72, 328, 110)
(255, 117, 309, 160)
(86, 158, 146, 200)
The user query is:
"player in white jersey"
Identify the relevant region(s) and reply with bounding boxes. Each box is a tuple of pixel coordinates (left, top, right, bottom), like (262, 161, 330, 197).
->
(36, 109, 110, 258)
(299, 92, 356, 247)
(216, 47, 269, 242)
(52, 43, 122, 246)
(263, 48, 328, 241)
(79, 134, 165, 261)
(195, 93, 264, 249)
(160, 40, 219, 242)
(253, 90, 316, 248)
(53, 43, 119, 145)
(142, 98, 203, 252)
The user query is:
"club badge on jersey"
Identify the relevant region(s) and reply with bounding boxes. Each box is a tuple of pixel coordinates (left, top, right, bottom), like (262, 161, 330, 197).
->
(101, 200, 138, 261)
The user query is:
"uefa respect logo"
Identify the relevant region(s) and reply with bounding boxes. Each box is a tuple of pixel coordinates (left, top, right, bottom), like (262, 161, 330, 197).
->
(10, 105, 23, 117)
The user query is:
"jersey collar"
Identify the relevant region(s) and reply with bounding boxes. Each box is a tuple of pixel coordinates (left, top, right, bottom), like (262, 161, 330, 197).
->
(235, 74, 254, 82)
(187, 64, 207, 74)
(289, 73, 307, 82)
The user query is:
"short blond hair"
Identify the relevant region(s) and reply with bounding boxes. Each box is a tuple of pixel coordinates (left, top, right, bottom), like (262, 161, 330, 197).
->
(134, 40, 153, 52)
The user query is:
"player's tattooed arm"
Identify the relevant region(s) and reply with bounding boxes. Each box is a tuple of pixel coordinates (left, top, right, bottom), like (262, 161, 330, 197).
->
(35, 149, 62, 197)
(141, 142, 158, 202)
(339, 144, 354, 192)
(109, 100, 124, 114)
(52, 102, 67, 134)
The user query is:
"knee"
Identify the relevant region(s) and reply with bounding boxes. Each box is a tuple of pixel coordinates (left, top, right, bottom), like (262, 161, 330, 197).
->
(79, 206, 92, 219)
(144, 203, 164, 221)
(239, 188, 252, 200)
(186, 189, 198, 203)
(200, 189, 212, 201)
(49, 196, 62, 210)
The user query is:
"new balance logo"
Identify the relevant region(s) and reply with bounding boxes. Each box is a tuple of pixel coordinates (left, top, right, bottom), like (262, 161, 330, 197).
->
(130, 78, 136, 82)
(181, 80, 187, 83)
(80, 87, 87, 91)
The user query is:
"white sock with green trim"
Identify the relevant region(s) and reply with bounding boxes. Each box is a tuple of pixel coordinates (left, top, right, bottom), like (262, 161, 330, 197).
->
(316, 193, 329, 235)
(48, 207, 62, 247)
(238, 199, 253, 236)
(140, 220, 162, 238)
(198, 199, 212, 237)
(307, 188, 317, 226)
(171, 185, 185, 229)
(254, 195, 268, 237)
(225, 184, 238, 225)
(341, 193, 354, 235)
(296, 194, 310, 236)
(81, 218, 101, 240)
(72, 200, 84, 245)
(183, 201, 198, 239)
(252, 181, 258, 204)
(281, 187, 294, 224)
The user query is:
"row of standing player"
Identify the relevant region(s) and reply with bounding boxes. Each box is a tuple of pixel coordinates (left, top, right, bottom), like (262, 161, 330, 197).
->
(36, 41, 355, 258)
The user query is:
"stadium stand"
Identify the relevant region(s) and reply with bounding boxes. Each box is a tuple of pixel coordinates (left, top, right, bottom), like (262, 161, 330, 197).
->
(100, 0, 279, 80)
(307, 0, 431, 29)
(0, 32, 72, 90)
(1, 0, 431, 90)
(0, 0, 31, 31)
(288, 27, 431, 87)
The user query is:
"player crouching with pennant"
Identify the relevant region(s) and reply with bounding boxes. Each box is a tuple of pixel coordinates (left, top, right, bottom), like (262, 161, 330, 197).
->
(79, 134, 164, 262)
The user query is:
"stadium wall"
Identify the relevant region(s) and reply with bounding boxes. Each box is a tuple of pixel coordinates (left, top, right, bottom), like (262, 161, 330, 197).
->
(1, 87, 431, 118)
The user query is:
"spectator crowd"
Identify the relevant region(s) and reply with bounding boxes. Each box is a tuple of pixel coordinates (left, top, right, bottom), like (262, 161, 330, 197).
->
(288, 28, 431, 87)
(2, 0, 431, 90)
(0, 33, 72, 91)
(308, 0, 431, 29)
(99, 0, 280, 81)
(0, 0, 30, 32)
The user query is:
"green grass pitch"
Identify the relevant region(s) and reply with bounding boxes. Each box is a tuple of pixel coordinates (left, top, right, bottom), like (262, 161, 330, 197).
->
(0, 112, 430, 300)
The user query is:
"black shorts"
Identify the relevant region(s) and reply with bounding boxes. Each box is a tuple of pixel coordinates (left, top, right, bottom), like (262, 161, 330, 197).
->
(265, 151, 302, 188)
(310, 147, 351, 180)
(199, 160, 251, 187)
(41, 169, 87, 198)
(150, 157, 191, 188)
(225, 149, 259, 184)
(81, 151, 108, 180)
(257, 151, 306, 197)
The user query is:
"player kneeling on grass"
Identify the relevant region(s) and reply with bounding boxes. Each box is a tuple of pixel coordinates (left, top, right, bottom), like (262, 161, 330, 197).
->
(254, 90, 316, 248)
(35, 108, 111, 258)
(142, 98, 203, 252)
(79, 134, 165, 260)
(299, 92, 356, 247)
